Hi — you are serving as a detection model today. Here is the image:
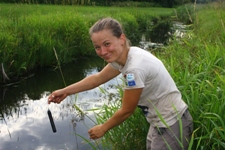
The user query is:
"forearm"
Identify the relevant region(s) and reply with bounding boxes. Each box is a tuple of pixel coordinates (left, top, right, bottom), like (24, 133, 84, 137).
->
(88, 88, 142, 140)
(63, 74, 101, 95)
(101, 109, 133, 132)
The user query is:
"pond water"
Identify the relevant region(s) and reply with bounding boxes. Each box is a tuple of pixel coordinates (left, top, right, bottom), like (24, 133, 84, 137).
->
(0, 57, 122, 150)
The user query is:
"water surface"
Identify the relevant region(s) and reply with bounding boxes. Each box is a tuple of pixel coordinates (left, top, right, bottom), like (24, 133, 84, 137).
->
(0, 57, 122, 150)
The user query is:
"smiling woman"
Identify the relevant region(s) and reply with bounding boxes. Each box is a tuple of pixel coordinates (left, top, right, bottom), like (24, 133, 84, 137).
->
(91, 31, 128, 63)
(47, 17, 193, 150)
(90, 18, 131, 64)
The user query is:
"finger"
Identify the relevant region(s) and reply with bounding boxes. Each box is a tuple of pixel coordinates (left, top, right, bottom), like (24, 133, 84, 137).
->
(56, 100, 61, 104)
(48, 98, 52, 104)
(90, 135, 96, 140)
(48, 94, 56, 102)
(49, 94, 55, 100)
(52, 97, 62, 104)
(88, 130, 92, 134)
(91, 136, 99, 140)
(48, 98, 53, 104)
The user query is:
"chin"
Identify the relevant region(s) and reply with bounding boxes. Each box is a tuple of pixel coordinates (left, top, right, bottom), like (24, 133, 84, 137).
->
(104, 59, 113, 63)
(102, 57, 115, 63)
(104, 59, 115, 63)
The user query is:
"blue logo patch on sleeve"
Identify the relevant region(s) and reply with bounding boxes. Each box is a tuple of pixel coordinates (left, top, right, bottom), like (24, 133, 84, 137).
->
(128, 80, 136, 86)
(126, 73, 136, 86)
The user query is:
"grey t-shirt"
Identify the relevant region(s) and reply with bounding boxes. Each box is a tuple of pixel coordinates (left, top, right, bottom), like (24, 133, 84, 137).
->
(110, 46, 187, 127)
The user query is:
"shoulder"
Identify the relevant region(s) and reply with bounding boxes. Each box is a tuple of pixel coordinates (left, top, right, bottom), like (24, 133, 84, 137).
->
(127, 47, 159, 67)
(129, 46, 146, 54)
(128, 47, 157, 62)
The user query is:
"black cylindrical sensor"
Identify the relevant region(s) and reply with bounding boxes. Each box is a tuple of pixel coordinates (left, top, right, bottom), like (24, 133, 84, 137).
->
(47, 109, 57, 133)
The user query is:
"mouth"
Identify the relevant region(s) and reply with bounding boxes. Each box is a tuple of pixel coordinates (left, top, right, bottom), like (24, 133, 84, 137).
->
(102, 53, 112, 60)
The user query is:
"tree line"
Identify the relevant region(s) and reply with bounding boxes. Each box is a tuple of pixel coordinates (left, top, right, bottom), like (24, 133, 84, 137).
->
(0, 0, 219, 8)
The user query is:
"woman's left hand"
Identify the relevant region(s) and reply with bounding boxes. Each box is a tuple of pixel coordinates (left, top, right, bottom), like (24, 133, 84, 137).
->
(88, 124, 106, 140)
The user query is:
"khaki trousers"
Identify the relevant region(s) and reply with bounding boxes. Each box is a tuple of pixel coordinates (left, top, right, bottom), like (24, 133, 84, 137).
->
(146, 109, 193, 150)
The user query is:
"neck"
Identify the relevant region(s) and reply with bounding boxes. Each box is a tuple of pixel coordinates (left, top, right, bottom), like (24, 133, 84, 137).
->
(116, 46, 130, 66)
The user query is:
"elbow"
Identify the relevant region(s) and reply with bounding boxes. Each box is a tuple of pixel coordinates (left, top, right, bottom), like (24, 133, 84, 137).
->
(121, 109, 134, 119)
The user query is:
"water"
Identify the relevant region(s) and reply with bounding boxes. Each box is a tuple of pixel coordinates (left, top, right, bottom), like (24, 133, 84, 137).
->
(0, 57, 122, 150)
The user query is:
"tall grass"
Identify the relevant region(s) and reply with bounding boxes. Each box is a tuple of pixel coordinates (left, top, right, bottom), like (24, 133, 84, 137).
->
(87, 85, 149, 150)
(0, 4, 173, 83)
(1, 10, 93, 73)
(2, 2, 224, 149)
(157, 2, 225, 149)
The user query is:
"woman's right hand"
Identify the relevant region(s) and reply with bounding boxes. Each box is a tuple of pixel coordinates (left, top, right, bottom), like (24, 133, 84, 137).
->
(48, 89, 68, 104)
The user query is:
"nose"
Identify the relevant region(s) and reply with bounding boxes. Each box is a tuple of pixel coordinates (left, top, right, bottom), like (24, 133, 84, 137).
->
(99, 47, 107, 55)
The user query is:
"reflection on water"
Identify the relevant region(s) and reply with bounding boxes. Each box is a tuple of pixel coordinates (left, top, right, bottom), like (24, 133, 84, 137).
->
(1, 94, 96, 150)
(0, 57, 122, 150)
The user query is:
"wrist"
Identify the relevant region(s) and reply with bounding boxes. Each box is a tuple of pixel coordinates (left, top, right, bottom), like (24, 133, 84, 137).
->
(62, 87, 69, 96)
(101, 123, 109, 133)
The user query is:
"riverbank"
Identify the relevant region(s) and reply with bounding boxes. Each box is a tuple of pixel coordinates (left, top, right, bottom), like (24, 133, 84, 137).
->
(0, 4, 175, 84)
(0, 2, 225, 150)
(153, 2, 225, 150)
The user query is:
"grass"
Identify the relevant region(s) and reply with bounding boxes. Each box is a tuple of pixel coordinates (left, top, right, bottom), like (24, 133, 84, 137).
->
(157, 3, 225, 150)
(1, 2, 225, 150)
(0, 3, 173, 82)
(0, 3, 173, 17)
(89, 85, 149, 150)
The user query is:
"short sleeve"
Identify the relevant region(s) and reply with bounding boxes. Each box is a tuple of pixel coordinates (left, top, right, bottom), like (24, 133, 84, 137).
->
(124, 69, 145, 90)
(110, 62, 120, 70)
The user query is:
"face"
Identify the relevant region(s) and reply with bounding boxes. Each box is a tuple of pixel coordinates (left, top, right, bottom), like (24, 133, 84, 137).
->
(91, 29, 126, 63)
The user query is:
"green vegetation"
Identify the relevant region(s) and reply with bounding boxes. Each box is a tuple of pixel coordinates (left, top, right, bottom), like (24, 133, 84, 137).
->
(0, 3, 173, 83)
(0, 0, 194, 8)
(1, 2, 224, 150)
(164, 3, 225, 149)
(92, 86, 149, 150)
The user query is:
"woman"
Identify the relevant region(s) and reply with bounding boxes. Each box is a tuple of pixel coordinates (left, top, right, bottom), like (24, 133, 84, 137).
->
(48, 17, 193, 150)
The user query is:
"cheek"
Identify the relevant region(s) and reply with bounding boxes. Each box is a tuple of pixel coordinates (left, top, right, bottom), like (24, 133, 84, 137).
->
(107, 47, 114, 52)
(113, 44, 123, 53)
(95, 50, 101, 56)
(109, 42, 119, 51)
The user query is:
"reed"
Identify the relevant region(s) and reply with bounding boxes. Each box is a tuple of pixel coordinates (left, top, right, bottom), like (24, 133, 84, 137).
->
(1, 2, 224, 149)
(94, 86, 149, 150)
(157, 3, 225, 149)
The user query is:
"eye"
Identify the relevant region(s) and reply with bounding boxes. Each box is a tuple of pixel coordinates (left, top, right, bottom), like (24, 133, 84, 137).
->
(104, 43, 110, 47)
(94, 46, 100, 50)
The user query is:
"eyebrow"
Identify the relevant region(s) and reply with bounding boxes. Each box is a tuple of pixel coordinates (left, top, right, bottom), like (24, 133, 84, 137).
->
(94, 40, 110, 46)
(103, 39, 111, 44)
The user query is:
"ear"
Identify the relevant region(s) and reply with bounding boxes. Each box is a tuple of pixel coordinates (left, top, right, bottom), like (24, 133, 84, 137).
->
(119, 34, 126, 46)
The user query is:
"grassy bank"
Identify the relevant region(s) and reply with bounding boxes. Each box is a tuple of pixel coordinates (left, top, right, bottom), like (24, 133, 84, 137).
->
(168, 3, 225, 149)
(0, 3, 173, 83)
(1, 2, 224, 150)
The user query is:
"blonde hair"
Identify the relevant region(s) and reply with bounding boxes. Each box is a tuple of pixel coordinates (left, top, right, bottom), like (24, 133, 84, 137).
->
(89, 17, 131, 47)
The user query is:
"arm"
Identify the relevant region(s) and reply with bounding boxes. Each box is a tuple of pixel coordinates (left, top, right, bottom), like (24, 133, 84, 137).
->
(88, 88, 143, 140)
(48, 64, 120, 104)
